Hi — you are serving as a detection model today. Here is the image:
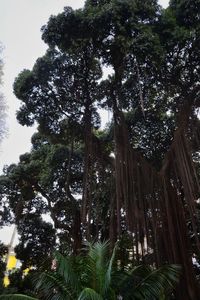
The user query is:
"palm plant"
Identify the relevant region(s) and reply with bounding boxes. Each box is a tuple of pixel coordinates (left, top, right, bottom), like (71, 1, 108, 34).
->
(0, 241, 180, 300)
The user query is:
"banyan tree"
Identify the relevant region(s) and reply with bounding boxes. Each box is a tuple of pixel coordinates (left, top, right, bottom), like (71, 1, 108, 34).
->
(1, 0, 200, 299)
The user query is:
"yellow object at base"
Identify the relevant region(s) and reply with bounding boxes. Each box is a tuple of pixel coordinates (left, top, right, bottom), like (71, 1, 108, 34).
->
(3, 275, 9, 287)
(3, 254, 17, 287)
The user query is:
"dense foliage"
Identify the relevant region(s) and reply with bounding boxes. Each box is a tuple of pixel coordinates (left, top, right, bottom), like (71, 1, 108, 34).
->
(0, 241, 181, 300)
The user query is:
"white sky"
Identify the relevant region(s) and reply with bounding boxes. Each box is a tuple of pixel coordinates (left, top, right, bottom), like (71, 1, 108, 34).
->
(0, 0, 169, 244)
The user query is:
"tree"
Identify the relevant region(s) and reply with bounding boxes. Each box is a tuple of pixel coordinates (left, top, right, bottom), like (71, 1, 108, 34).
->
(0, 162, 55, 271)
(0, 127, 112, 256)
(15, 215, 55, 270)
(1, 0, 200, 298)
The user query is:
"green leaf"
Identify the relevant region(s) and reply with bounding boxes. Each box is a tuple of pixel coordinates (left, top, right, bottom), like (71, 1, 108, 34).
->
(0, 295, 38, 300)
(78, 288, 103, 300)
(35, 272, 75, 299)
(131, 264, 181, 299)
(53, 251, 80, 293)
(105, 242, 118, 292)
(84, 241, 109, 294)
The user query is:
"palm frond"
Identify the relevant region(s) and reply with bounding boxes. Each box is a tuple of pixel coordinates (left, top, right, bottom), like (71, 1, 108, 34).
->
(53, 251, 80, 293)
(112, 264, 152, 295)
(35, 271, 75, 300)
(130, 265, 152, 278)
(104, 242, 118, 293)
(87, 241, 109, 269)
(131, 264, 181, 300)
(0, 295, 38, 300)
(83, 241, 110, 295)
(78, 288, 103, 300)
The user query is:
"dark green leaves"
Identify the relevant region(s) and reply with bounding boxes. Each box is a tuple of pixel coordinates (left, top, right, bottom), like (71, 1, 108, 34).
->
(0, 295, 38, 300)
